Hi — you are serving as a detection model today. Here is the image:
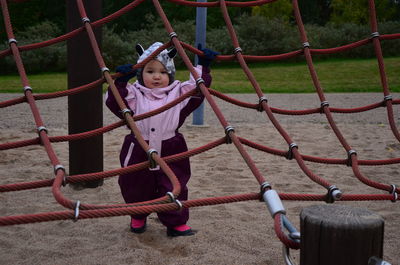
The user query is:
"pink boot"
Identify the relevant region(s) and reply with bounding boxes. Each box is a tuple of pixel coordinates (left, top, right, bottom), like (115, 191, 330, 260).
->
(130, 218, 146, 234)
(167, 224, 195, 237)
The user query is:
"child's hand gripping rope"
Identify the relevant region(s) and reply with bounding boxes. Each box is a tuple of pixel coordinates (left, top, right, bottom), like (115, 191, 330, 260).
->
(197, 44, 219, 67)
(115, 63, 137, 82)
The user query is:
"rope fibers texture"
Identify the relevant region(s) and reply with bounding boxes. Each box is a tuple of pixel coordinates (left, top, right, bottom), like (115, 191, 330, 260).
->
(0, 0, 399, 252)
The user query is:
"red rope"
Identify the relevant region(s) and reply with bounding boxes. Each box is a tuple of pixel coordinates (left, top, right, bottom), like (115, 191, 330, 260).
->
(0, 0, 398, 252)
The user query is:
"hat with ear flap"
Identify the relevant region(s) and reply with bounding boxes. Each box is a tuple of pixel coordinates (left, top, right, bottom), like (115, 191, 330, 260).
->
(136, 42, 177, 85)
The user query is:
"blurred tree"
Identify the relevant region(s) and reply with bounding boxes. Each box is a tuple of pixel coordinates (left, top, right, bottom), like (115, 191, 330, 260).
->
(251, 0, 293, 23)
(298, 0, 331, 25)
(330, 0, 400, 25)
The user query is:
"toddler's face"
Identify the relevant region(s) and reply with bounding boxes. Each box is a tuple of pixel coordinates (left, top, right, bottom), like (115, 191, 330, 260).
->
(142, 60, 169, 89)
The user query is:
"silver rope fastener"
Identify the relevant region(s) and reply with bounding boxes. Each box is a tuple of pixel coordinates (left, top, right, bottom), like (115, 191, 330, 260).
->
(286, 143, 298, 160)
(23, 86, 32, 93)
(196, 77, 205, 88)
(326, 185, 342, 203)
(263, 189, 286, 217)
(169, 32, 178, 39)
(121, 108, 133, 117)
(147, 149, 158, 169)
(320, 101, 329, 113)
(74, 201, 81, 222)
(234, 47, 242, 54)
(82, 17, 90, 23)
(258, 96, 268, 112)
(101, 67, 110, 74)
(37, 126, 48, 134)
(347, 149, 357, 166)
(370, 32, 380, 38)
(224, 125, 235, 144)
(303, 42, 310, 48)
(8, 38, 17, 45)
(389, 184, 398, 203)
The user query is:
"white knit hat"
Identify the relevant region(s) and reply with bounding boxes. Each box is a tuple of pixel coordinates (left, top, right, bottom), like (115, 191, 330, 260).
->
(136, 42, 177, 76)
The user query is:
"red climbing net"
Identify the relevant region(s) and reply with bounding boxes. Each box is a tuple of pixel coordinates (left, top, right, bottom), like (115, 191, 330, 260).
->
(0, 0, 399, 252)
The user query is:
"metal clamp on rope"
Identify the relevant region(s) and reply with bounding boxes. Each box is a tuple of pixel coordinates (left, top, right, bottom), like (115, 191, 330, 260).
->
(166, 192, 183, 210)
(196, 77, 205, 88)
(259, 182, 272, 201)
(8, 38, 17, 45)
(74, 200, 81, 222)
(326, 185, 342, 203)
(147, 149, 158, 169)
(320, 101, 329, 113)
(383, 95, 393, 106)
(121, 108, 133, 117)
(260, 182, 272, 193)
(23, 86, 32, 94)
(37, 126, 48, 134)
(82, 17, 90, 23)
(347, 149, 357, 166)
(303, 42, 310, 48)
(286, 143, 298, 160)
(54, 164, 67, 186)
(263, 189, 286, 218)
(283, 245, 298, 265)
(370, 32, 380, 39)
(169, 32, 178, 39)
(389, 184, 398, 203)
(101, 67, 110, 75)
(234, 47, 242, 54)
(224, 125, 235, 144)
(257, 96, 268, 112)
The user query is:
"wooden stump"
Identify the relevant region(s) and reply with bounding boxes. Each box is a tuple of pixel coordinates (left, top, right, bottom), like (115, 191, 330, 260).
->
(300, 204, 384, 265)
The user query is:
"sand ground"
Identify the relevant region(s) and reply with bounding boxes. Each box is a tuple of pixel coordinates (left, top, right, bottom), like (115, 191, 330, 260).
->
(1, 93, 399, 265)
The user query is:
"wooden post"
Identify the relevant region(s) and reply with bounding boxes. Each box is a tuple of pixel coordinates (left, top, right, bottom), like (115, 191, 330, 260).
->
(300, 204, 384, 265)
(66, 0, 103, 189)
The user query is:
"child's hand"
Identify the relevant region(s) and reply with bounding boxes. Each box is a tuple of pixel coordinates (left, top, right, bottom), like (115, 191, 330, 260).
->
(197, 44, 219, 67)
(115, 63, 137, 82)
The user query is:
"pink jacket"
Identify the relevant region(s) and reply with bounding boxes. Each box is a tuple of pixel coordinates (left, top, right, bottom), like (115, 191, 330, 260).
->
(106, 66, 203, 155)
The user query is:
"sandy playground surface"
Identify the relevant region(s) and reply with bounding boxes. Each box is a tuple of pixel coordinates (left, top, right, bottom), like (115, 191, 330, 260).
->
(0, 93, 399, 265)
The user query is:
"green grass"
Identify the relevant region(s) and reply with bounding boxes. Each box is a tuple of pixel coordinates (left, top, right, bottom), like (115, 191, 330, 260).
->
(1, 57, 399, 93)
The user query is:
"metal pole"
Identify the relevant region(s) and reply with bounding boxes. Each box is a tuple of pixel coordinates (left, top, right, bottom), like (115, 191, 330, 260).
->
(67, 0, 103, 189)
(192, 0, 207, 126)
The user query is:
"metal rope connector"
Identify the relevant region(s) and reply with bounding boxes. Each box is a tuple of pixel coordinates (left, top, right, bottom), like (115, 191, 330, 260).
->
(166, 192, 183, 210)
(196, 77, 205, 88)
(8, 38, 17, 45)
(224, 125, 235, 144)
(121, 108, 133, 117)
(320, 101, 329, 113)
(263, 189, 286, 217)
(54, 164, 67, 186)
(101, 67, 110, 74)
(370, 32, 380, 39)
(82, 17, 90, 23)
(23, 86, 32, 94)
(347, 149, 357, 166)
(147, 149, 158, 169)
(383, 95, 393, 106)
(286, 143, 298, 160)
(326, 185, 342, 203)
(74, 200, 81, 222)
(37, 126, 48, 134)
(234, 47, 242, 54)
(257, 96, 268, 112)
(389, 184, 398, 203)
(169, 32, 178, 39)
(303, 42, 310, 48)
(260, 181, 272, 193)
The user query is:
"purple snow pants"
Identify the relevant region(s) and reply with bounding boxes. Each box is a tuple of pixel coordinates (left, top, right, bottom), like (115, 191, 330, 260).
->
(118, 132, 190, 228)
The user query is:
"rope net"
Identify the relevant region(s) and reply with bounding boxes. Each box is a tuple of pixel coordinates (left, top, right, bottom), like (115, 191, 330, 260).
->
(0, 0, 399, 254)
